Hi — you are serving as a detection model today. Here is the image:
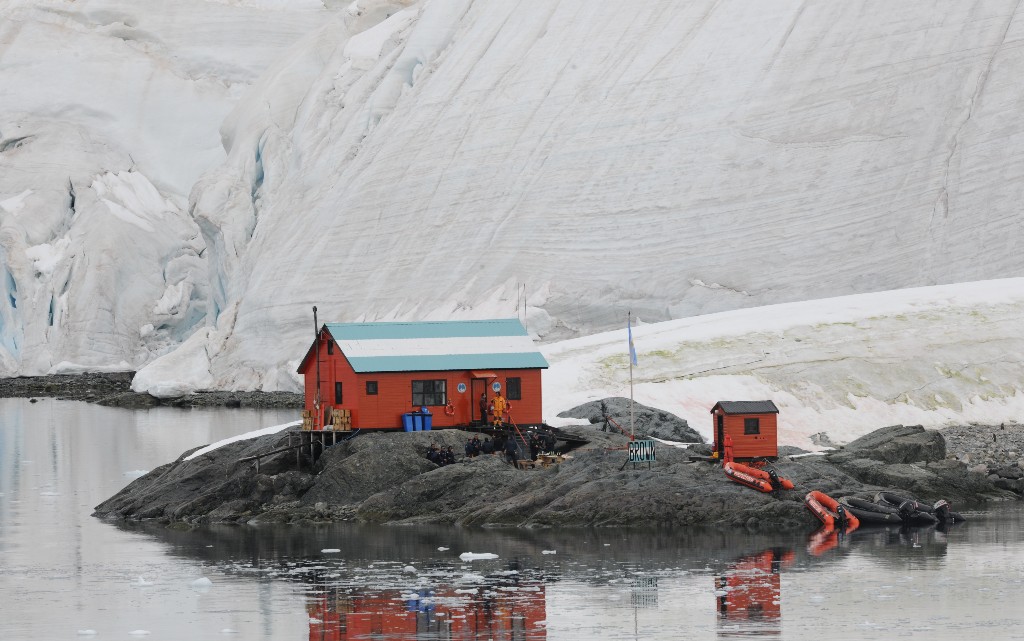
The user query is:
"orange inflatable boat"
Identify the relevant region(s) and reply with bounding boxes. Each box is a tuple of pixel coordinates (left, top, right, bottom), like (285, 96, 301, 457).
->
(723, 461, 795, 493)
(805, 490, 860, 531)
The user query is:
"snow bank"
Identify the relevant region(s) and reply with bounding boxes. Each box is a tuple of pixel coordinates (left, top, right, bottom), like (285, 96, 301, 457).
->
(184, 420, 300, 461)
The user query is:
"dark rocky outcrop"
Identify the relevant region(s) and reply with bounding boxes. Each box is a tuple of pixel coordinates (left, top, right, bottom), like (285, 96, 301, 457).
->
(557, 397, 703, 442)
(94, 407, 1013, 530)
(826, 425, 946, 465)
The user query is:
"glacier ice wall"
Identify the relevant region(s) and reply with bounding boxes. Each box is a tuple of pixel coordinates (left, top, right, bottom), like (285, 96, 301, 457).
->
(0, 0, 326, 375)
(138, 0, 1024, 393)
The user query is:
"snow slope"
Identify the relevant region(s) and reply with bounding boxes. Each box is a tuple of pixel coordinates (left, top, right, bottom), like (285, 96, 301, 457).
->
(2, 0, 1024, 406)
(141, 0, 1024, 394)
(543, 278, 1024, 449)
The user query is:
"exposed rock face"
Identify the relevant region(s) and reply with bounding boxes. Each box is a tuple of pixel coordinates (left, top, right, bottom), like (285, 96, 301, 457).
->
(94, 408, 1011, 529)
(827, 425, 946, 465)
(557, 397, 703, 443)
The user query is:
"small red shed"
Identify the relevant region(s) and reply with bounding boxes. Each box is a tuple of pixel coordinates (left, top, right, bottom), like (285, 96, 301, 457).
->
(296, 318, 548, 431)
(710, 400, 779, 459)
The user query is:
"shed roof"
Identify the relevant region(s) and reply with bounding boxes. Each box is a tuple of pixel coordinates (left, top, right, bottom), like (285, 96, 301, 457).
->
(710, 400, 779, 415)
(304, 319, 549, 373)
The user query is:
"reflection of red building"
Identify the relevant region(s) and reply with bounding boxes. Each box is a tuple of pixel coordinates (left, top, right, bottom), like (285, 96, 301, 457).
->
(308, 583, 547, 641)
(716, 549, 793, 637)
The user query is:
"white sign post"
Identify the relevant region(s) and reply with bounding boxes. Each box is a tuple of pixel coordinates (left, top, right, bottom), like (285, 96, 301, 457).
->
(628, 440, 656, 469)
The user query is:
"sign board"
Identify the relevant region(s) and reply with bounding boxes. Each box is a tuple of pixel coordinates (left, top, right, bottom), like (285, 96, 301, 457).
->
(457, 383, 467, 393)
(492, 381, 501, 392)
(628, 440, 656, 464)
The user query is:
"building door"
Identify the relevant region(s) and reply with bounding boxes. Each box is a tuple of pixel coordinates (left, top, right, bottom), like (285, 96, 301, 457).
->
(471, 379, 487, 425)
(717, 413, 725, 455)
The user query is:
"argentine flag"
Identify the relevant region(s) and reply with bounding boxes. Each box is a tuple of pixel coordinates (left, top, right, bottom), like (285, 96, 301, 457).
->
(628, 319, 638, 366)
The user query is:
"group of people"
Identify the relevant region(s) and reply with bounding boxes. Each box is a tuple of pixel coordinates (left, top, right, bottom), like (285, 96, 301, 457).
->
(425, 429, 560, 468)
(464, 436, 495, 457)
(425, 443, 457, 466)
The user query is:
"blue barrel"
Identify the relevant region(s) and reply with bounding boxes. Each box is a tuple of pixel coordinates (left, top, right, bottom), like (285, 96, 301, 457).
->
(402, 413, 414, 432)
(421, 409, 432, 431)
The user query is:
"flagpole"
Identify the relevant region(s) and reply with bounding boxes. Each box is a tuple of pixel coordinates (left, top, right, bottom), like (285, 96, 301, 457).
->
(629, 311, 634, 441)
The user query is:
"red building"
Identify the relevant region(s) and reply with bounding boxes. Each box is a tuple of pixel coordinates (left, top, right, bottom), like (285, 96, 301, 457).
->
(710, 400, 779, 459)
(297, 319, 548, 430)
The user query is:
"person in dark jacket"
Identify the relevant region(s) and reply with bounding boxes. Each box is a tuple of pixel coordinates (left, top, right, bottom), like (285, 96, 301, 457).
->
(504, 437, 519, 466)
(481, 437, 494, 455)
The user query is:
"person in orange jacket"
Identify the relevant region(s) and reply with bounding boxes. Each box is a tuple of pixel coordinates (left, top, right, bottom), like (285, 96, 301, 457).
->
(492, 391, 508, 427)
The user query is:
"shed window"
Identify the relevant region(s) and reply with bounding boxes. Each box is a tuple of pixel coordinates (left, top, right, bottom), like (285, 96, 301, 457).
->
(334, 382, 343, 404)
(412, 379, 446, 406)
(327, 339, 334, 355)
(366, 381, 378, 395)
(744, 417, 760, 435)
(506, 377, 522, 401)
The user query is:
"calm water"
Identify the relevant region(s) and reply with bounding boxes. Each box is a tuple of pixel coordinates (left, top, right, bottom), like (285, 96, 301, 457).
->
(2, 399, 1024, 641)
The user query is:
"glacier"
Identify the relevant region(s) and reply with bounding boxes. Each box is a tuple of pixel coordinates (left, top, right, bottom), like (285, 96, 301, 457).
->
(2, 0, 1023, 434)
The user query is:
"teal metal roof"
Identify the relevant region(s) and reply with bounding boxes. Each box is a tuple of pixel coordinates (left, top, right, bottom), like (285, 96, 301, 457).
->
(324, 318, 529, 341)
(322, 318, 548, 373)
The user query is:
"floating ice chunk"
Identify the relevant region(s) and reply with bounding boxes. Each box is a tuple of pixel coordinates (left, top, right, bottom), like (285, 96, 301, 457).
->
(458, 573, 486, 583)
(809, 595, 825, 603)
(714, 589, 728, 597)
(135, 576, 154, 586)
(220, 629, 238, 634)
(191, 577, 213, 590)
(402, 565, 417, 573)
(437, 547, 450, 551)
(321, 548, 341, 553)
(459, 552, 498, 561)
(77, 631, 97, 636)
(129, 631, 151, 636)
(541, 550, 556, 555)
(455, 588, 478, 594)
(309, 618, 322, 624)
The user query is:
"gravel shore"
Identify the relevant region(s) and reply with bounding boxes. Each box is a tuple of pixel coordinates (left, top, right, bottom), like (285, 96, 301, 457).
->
(0, 372, 302, 409)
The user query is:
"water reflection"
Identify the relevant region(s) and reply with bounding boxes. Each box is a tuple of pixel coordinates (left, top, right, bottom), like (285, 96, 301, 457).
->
(715, 548, 792, 637)
(305, 576, 546, 640)
(4, 399, 1024, 641)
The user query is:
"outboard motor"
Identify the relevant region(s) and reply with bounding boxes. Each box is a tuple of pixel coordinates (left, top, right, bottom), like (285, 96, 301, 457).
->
(836, 504, 849, 530)
(897, 500, 916, 524)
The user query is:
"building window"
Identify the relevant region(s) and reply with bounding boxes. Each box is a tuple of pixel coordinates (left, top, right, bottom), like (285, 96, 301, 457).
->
(327, 339, 334, 355)
(412, 379, 446, 406)
(366, 381, 378, 395)
(334, 382, 343, 404)
(744, 417, 760, 435)
(506, 377, 522, 401)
